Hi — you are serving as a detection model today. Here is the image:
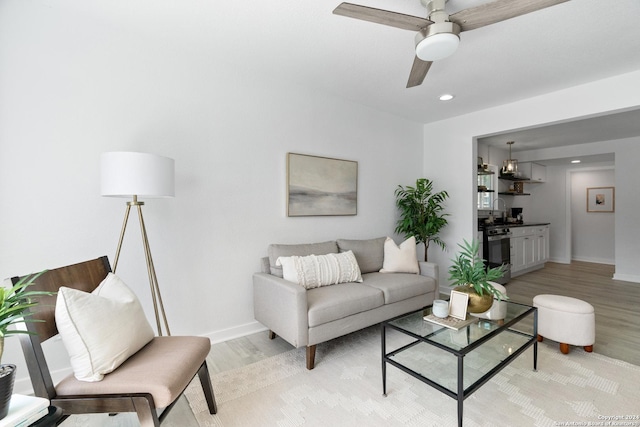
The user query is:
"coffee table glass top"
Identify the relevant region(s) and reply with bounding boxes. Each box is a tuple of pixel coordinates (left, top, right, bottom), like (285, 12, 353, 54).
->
(387, 301, 534, 352)
(384, 301, 536, 394)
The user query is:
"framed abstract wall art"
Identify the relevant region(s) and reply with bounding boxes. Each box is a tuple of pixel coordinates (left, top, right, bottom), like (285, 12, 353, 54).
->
(587, 187, 614, 213)
(287, 153, 358, 217)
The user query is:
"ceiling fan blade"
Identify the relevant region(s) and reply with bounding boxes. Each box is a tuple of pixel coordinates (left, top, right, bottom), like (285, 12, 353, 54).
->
(333, 3, 432, 31)
(406, 57, 432, 88)
(450, 0, 570, 32)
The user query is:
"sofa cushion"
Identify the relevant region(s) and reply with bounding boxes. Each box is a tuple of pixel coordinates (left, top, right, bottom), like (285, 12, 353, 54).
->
(363, 272, 437, 305)
(380, 236, 419, 274)
(268, 241, 338, 277)
(276, 251, 363, 289)
(336, 237, 386, 274)
(307, 282, 384, 327)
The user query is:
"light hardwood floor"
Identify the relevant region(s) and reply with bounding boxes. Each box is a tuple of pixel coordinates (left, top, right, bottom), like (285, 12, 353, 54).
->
(505, 261, 640, 366)
(60, 260, 638, 425)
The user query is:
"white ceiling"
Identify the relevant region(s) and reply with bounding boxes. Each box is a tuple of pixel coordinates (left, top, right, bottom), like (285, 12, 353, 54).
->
(477, 107, 640, 165)
(52, 0, 640, 151)
(478, 109, 640, 151)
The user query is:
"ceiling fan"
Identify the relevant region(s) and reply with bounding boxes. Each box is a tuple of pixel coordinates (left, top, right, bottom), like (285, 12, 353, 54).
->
(333, 0, 569, 88)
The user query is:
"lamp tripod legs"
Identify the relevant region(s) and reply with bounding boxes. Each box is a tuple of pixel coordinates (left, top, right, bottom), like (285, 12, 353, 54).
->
(137, 204, 171, 336)
(112, 204, 131, 273)
(112, 200, 171, 336)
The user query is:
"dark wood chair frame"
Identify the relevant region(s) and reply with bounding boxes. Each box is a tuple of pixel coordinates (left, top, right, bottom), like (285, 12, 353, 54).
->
(12, 256, 217, 426)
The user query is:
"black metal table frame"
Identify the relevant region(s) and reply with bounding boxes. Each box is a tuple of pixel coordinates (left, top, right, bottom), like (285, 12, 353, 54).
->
(381, 302, 538, 427)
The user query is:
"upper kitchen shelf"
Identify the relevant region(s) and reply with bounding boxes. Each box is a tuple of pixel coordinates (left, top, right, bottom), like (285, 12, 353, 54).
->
(498, 175, 529, 181)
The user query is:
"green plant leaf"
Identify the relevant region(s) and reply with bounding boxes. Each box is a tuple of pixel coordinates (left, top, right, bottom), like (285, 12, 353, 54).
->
(394, 178, 450, 261)
(447, 239, 508, 300)
(0, 270, 55, 362)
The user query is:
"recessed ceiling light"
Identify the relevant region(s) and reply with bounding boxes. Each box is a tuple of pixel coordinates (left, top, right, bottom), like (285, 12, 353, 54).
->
(439, 94, 454, 101)
(571, 160, 581, 164)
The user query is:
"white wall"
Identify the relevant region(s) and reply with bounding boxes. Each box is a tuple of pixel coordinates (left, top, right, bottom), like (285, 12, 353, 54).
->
(516, 137, 636, 275)
(570, 169, 615, 264)
(3, 1, 640, 395)
(0, 3, 424, 392)
(423, 72, 640, 288)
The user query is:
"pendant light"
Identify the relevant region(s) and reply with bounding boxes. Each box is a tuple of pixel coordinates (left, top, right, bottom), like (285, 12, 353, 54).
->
(501, 141, 518, 176)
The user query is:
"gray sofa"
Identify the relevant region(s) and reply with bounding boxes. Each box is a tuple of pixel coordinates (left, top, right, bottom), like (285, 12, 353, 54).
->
(253, 237, 439, 369)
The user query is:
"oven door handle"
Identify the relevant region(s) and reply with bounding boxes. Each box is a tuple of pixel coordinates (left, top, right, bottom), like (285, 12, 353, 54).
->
(486, 234, 512, 241)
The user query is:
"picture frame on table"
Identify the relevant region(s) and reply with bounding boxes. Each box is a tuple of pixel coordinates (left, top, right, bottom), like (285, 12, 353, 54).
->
(449, 290, 469, 320)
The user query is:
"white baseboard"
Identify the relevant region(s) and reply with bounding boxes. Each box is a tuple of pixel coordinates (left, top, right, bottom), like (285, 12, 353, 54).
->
(511, 263, 545, 278)
(613, 273, 640, 284)
(549, 257, 570, 264)
(13, 365, 75, 396)
(203, 320, 267, 345)
(571, 256, 615, 265)
(438, 286, 451, 296)
(14, 376, 37, 396)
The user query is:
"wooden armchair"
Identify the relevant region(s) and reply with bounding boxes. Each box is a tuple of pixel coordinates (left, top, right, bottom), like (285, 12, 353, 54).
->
(11, 256, 217, 426)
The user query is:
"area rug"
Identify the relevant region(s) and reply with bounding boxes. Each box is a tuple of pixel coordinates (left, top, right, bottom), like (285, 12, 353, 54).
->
(185, 326, 640, 427)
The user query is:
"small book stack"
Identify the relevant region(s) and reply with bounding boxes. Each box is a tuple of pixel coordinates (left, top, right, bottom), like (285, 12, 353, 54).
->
(423, 313, 478, 330)
(0, 394, 49, 427)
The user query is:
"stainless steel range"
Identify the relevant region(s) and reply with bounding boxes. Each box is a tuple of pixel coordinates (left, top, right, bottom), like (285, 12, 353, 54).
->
(483, 225, 512, 285)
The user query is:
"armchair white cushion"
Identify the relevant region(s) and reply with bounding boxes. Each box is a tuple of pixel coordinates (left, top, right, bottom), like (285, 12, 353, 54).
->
(55, 273, 155, 382)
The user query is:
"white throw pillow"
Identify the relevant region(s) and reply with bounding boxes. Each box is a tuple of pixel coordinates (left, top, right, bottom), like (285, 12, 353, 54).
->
(276, 250, 363, 289)
(380, 236, 420, 274)
(55, 273, 155, 382)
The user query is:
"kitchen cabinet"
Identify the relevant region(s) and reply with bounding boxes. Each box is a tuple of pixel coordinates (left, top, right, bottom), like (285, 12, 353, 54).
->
(510, 225, 549, 276)
(519, 162, 546, 182)
(536, 226, 549, 262)
(523, 236, 537, 268)
(510, 237, 526, 271)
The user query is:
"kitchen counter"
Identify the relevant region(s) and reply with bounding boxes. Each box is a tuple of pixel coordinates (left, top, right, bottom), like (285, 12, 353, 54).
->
(480, 222, 550, 230)
(505, 222, 550, 228)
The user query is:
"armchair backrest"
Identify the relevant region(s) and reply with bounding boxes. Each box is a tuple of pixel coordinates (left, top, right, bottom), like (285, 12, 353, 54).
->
(11, 256, 111, 398)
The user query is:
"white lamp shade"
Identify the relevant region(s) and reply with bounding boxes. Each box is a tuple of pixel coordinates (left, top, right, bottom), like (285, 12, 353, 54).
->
(101, 152, 175, 198)
(416, 32, 459, 62)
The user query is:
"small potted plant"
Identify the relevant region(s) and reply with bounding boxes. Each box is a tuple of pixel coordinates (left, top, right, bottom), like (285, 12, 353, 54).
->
(447, 239, 507, 313)
(0, 271, 52, 420)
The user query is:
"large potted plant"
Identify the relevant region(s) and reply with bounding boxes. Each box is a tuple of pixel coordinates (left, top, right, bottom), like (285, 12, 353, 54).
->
(394, 178, 449, 262)
(447, 239, 507, 313)
(0, 272, 52, 420)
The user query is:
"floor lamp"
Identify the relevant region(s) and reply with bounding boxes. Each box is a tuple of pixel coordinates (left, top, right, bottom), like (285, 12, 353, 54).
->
(101, 151, 175, 336)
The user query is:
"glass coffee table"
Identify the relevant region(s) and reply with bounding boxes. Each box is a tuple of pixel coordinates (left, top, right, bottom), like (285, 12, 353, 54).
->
(382, 300, 538, 427)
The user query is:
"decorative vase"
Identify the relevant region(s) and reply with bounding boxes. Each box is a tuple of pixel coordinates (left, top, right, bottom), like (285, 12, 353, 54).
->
(432, 300, 449, 318)
(0, 364, 16, 420)
(453, 285, 493, 313)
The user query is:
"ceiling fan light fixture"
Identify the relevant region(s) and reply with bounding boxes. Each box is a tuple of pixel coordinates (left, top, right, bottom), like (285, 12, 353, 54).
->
(415, 21, 460, 62)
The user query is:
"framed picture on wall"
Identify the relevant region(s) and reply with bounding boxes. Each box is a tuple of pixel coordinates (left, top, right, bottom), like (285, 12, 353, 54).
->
(587, 187, 615, 212)
(287, 153, 358, 217)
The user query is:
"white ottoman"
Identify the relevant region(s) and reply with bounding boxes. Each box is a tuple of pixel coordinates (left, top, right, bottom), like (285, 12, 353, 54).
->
(533, 294, 595, 355)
